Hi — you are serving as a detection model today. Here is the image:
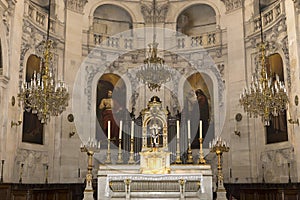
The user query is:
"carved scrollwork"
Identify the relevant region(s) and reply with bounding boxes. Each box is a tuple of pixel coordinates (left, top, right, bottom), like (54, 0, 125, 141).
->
(140, 0, 169, 23)
(221, 0, 243, 12)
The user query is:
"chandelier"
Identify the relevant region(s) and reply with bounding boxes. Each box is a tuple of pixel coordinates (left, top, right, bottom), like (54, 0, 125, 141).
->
(136, 41, 173, 91)
(239, 1, 288, 126)
(18, 0, 69, 124)
(136, 0, 173, 91)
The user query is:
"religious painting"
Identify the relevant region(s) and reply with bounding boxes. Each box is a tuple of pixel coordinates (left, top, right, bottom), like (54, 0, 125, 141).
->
(183, 72, 212, 149)
(96, 73, 127, 145)
(266, 53, 288, 144)
(22, 55, 43, 144)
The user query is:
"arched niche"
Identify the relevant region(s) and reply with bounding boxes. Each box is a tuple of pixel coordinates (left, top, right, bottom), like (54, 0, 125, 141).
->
(176, 4, 217, 36)
(266, 53, 288, 144)
(93, 4, 133, 36)
(22, 55, 44, 144)
(96, 73, 128, 143)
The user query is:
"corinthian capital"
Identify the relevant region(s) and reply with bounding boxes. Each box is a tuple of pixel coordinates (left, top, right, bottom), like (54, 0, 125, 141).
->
(221, 0, 243, 12)
(66, 0, 88, 13)
(140, 0, 169, 23)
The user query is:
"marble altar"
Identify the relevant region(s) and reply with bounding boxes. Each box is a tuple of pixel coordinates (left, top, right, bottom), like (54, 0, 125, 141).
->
(97, 97, 213, 199)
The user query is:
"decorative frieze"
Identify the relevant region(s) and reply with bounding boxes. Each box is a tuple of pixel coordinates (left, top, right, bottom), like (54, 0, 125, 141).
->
(221, 0, 243, 12)
(66, 0, 88, 13)
(140, 0, 169, 23)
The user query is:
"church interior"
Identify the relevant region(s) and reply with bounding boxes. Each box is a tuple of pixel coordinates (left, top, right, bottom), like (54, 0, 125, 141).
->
(1, 0, 300, 199)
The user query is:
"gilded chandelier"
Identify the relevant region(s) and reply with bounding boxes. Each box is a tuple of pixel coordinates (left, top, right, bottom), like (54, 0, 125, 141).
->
(239, 0, 288, 126)
(136, 41, 173, 91)
(239, 43, 288, 126)
(136, 0, 173, 91)
(18, 0, 69, 124)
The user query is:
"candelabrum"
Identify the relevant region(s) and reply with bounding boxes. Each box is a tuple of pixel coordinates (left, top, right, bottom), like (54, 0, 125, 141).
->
(209, 137, 229, 191)
(116, 139, 123, 164)
(80, 138, 100, 192)
(175, 138, 182, 164)
(198, 138, 206, 164)
(105, 138, 112, 164)
(186, 138, 193, 164)
(128, 138, 135, 164)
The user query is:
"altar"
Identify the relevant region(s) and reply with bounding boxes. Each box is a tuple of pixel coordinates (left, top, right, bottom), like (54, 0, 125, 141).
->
(98, 164, 212, 200)
(97, 96, 212, 199)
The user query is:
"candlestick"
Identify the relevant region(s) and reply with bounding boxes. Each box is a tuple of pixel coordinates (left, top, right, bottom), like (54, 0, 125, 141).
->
(187, 120, 191, 140)
(199, 120, 202, 138)
(119, 120, 123, 139)
(176, 120, 180, 139)
(117, 139, 123, 164)
(108, 121, 111, 139)
(131, 121, 134, 139)
(128, 139, 135, 164)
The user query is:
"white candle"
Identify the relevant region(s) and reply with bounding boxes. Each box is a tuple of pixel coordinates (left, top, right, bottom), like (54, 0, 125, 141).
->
(119, 120, 123, 139)
(187, 120, 191, 139)
(131, 121, 134, 139)
(199, 120, 202, 139)
(176, 120, 180, 139)
(108, 120, 111, 139)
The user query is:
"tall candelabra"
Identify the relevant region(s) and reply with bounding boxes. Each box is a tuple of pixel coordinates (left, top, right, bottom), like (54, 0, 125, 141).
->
(80, 138, 100, 200)
(209, 137, 229, 194)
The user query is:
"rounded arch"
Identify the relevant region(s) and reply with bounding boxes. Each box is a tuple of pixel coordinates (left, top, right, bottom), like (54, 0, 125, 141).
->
(168, 0, 225, 27)
(85, 1, 140, 28)
(176, 4, 217, 35)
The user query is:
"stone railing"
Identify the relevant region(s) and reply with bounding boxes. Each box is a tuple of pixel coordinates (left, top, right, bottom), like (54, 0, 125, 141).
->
(177, 30, 222, 49)
(93, 33, 134, 50)
(91, 29, 223, 51)
(252, 1, 284, 33)
(24, 0, 56, 34)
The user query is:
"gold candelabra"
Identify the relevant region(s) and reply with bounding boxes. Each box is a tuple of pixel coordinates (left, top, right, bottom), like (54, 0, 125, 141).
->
(80, 138, 100, 193)
(128, 139, 135, 164)
(17, 0, 69, 124)
(105, 139, 112, 164)
(175, 138, 182, 164)
(198, 138, 206, 164)
(186, 138, 193, 164)
(239, 2, 288, 126)
(116, 139, 123, 164)
(209, 137, 229, 191)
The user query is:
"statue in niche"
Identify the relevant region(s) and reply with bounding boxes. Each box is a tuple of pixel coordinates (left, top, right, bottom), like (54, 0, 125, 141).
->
(149, 123, 161, 147)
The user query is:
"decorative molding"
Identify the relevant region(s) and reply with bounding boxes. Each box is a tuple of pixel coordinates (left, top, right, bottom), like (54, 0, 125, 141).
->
(220, 0, 243, 12)
(140, 0, 169, 23)
(65, 0, 88, 13)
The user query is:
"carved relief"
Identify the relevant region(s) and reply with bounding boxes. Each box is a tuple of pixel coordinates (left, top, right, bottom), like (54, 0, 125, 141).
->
(14, 149, 48, 180)
(140, 0, 169, 23)
(221, 0, 243, 12)
(260, 147, 295, 182)
(66, 0, 88, 13)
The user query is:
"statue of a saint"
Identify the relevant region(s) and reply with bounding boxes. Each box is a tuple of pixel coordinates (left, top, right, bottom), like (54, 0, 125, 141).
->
(149, 123, 161, 147)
